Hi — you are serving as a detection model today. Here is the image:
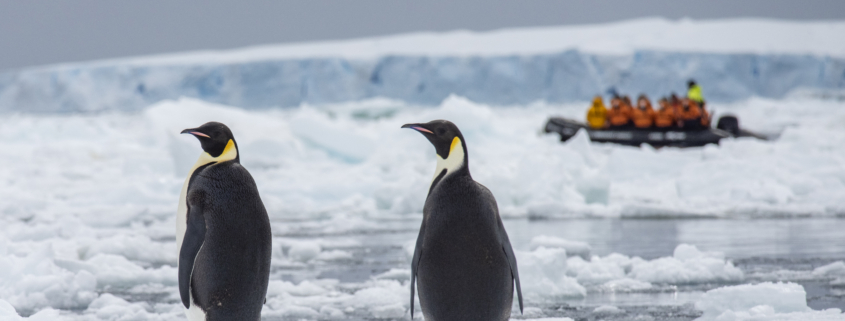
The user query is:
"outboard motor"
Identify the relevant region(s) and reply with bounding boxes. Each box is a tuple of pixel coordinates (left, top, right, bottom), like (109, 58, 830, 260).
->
(716, 115, 740, 137)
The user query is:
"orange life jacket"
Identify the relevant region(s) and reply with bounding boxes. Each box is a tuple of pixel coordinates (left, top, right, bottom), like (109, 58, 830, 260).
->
(631, 99, 656, 128)
(679, 103, 702, 121)
(654, 106, 676, 128)
(607, 104, 632, 126)
(700, 106, 711, 127)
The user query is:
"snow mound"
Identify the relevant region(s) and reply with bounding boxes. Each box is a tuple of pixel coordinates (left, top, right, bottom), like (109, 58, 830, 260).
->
(0, 300, 67, 321)
(695, 282, 845, 321)
(629, 244, 744, 284)
(2, 96, 844, 220)
(262, 278, 411, 319)
(288, 241, 323, 262)
(0, 235, 175, 314)
(517, 247, 586, 299)
(529, 235, 591, 259)
(813, 261, 845, 286)
(593, 305, 624, 314)
(0, 243, 97, 313)
(517, 242, 743, 299)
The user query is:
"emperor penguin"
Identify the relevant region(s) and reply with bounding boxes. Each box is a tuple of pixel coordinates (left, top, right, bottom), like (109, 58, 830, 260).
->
(402, 120, 523, 321)
(176, 122, 272, 321)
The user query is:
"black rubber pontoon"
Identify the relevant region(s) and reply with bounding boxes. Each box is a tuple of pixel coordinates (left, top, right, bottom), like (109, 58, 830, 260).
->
(543, 115, 768, 148)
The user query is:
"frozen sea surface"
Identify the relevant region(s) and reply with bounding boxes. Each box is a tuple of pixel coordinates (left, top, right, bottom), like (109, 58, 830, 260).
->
(1, 95, 844, 320)
(3, 218, 845, 321)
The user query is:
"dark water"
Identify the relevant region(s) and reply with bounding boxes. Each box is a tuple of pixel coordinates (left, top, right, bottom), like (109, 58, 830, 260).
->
(505, 218, 845, 260)
(269, 218, 845, 320)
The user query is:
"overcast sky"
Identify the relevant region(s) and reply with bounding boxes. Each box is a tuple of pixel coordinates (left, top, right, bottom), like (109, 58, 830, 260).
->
(1, 0, 844, 71)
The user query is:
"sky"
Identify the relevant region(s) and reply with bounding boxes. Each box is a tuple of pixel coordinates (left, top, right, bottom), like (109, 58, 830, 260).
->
(1, 0, 844, 72)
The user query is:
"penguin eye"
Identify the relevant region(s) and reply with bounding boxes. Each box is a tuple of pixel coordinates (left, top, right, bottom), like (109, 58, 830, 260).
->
(436, 128, 446, 136)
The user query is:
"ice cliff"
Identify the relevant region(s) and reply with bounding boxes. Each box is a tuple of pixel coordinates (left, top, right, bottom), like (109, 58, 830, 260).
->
(2, 18, 845, 113)
(1, 50, 843, 113)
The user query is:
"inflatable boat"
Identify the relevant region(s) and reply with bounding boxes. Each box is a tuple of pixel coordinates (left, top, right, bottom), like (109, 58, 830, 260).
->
(543, 115, 769, 147)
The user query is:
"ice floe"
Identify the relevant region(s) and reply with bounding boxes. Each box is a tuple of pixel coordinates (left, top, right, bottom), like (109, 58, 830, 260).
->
(0, 95, 843, 319)
(695, 282, 845, 321)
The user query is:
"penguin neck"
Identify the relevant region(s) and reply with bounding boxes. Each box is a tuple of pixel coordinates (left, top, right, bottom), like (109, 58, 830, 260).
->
(194, 139, 239, 169)
(429, 137, 469, 194)
(176, 139, 239, 259)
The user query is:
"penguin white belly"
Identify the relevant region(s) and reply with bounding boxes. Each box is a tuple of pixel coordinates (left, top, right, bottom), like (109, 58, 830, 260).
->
(177, 152, 220, 321)
(186, 294, 207, 321)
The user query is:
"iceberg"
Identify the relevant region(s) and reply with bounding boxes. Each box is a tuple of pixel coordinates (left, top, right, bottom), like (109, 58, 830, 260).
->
(2, 18, 845, 113)
(1, 50, 843, 113)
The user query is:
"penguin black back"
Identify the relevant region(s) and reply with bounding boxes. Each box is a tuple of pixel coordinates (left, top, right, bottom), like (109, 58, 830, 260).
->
(178, 122, 271, 321)
(403, 120, 523, 321)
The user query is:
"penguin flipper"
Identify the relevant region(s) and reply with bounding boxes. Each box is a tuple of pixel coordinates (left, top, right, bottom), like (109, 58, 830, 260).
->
(410, 220, 425, 319)
(179, 191, 206, 309)
(498, 219, 523, 314)
(481, 181, 524, 314)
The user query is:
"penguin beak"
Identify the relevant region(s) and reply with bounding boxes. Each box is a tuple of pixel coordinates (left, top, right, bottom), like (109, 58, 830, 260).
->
(401, 123, 433, 134)
(180, 128, 210, 138)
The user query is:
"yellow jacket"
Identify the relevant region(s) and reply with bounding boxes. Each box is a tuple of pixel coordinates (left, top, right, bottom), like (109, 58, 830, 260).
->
(688, 84, 704, 103)
(586, 98, 607, 128)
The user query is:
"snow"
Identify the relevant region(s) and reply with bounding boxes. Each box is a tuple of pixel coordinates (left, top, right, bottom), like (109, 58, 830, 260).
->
(288, 241, 323, 262)
(1, 17, 845, 318)
(516, 246, 586, 299)
(0, 219, 756, 320)
(813, 261, 845, 286)
(517, 242, 742, 300)
(0, 243, 98, 312)
(1, 92, 844, 317)
(628, 244, 743, 284)
(0, 95, 843, 231)
(0, 227, 828, 321)
(593, 305, 624, 314)
(695, 282, 845, 321)
(813, 261, 845, 277)
(528, 235, 592, 259)
(3, 19, 845, 112)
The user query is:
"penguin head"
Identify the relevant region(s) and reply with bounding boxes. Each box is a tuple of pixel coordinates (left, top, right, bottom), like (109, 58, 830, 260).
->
(402, 120, 469, 184)
(181, 122, 239, 162)
(401, 120, 465, 159)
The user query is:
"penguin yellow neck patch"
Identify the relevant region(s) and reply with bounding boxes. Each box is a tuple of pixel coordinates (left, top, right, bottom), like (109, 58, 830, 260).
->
(432, 137, 464, 184)
(192, 139, 238, 170)
(217, 139, 238, 162)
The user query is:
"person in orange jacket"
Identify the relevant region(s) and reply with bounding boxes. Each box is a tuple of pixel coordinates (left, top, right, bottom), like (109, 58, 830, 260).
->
(678, 98, 703, 130)
(670, 93, 681, 115)
(654, 97, 676, 129)
(622, 96, 634, 111)
(606, 96, 632, 128)
(631, 94, 656, 128)
(699, 103, 711, 128)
